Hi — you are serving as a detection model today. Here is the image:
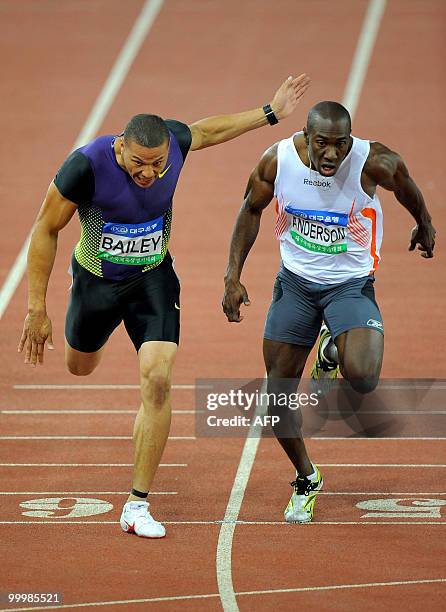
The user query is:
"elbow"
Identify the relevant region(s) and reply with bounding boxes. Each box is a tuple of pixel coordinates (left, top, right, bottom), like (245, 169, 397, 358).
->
(31, 219, 59, 243)
(242, 200, 262, 220)
(196, 127, 219, 150)
(190, 122, 224, 150)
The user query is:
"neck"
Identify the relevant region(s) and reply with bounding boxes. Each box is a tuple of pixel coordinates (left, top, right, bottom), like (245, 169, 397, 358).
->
(307, 148, 313, 170)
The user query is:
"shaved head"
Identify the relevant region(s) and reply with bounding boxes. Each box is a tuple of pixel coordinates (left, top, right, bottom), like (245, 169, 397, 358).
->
(303, 101, 353, 177)
(307, 101, 351, 134)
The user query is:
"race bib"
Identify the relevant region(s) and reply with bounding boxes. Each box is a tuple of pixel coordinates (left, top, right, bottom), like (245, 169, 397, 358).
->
(285, 206, 348, 254)
(98, 216, 164, 265)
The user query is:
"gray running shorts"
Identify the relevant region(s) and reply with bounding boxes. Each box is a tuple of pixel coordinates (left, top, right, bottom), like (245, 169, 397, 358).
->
(264, 265, 384, 347)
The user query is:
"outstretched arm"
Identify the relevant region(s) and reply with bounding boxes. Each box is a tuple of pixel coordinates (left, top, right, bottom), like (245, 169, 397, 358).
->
(365, 143, 436, 258)
(189, 74, 309, 151)
(222, 145, 277, 322)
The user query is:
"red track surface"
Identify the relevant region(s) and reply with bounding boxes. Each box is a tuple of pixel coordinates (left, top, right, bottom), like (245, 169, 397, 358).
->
(0, 1, 445, 610)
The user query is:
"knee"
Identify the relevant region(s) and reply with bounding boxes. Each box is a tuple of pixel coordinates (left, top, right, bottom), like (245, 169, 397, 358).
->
(65, 342, 101, 377)
(140, 366, 171, 406)
(349, 375, 379, 394)
(66, 359, 96, 377)
(342, 360, 380, 394)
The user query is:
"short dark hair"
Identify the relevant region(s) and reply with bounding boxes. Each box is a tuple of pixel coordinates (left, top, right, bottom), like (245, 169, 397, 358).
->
(307, 101, 351, 133)
(123, 114, 170, 148)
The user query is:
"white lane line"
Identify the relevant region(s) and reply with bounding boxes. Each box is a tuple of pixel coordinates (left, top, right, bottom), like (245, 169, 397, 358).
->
(234, 521, 446, 526)
(317, 492, 446, 496)
(324, 411, 446, 415)
(343, 0, 387, 117)
(13, 384, 205, 390)
(0, 492, 176, 496)
(0, 578, 444, 612)
(72, 0, 164, 149)
(0, 491, 443, 496)
(317, 464, 446, 468)
(0, 0, 164, 322)
(373, 384, 446, 390)
(310, 437, 446, 441)
(0, 409, 195, 414)
(5, 433, 439, 440)
(0, 436, 195, 440)
(12, 382, 446, 391)
(236, 577, 446, 596)
(216, 389, 266, 612)
(2, 409, 444, 415)
(0, 521, 445, 526)
(0, 463, 186, 467)
(0, 233, 32, 321)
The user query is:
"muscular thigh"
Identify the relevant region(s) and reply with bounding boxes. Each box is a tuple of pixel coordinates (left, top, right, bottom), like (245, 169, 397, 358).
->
(322, 276, 384, 340)
(65, 255, 122, 353)
(121, 254, 180, 352)
(263, 339, 312, 378)
(322, 276, 384, 385)
(335, 327, 384, 378)
(264, 266, 322, 347)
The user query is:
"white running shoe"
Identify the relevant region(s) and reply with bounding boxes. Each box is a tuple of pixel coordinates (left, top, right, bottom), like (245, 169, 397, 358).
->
(284, 465, 324, 524)
(120, 501, 166, 538)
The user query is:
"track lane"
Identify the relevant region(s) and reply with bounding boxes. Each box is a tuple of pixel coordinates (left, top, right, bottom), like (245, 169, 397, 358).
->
(1, 0, 444, 610)
(230, 0, 446, 610)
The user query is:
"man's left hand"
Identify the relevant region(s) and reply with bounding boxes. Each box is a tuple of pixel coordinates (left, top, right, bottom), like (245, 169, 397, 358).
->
(409, 221, 436, 258)
(270, 74, 310, 121)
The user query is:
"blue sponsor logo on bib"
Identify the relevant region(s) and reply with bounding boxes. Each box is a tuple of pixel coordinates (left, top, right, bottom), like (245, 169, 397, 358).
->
(103, 217, 163, 236)
(284, 206, 348, 227)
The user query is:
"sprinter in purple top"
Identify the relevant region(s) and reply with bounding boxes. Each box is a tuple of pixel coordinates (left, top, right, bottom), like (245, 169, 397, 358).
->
(54, 118, 190, 281)
(19, 74, 310, 538)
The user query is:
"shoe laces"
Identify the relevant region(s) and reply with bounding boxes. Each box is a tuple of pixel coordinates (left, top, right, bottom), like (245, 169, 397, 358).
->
(290, 476, 316, 496)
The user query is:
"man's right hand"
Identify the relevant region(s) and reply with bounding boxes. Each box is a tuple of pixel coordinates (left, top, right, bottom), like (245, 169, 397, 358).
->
(270, 74, 310, 121)
(222, 279, 251, 322)
(408, 221, 436, 258)
(18, 311, 54, 366)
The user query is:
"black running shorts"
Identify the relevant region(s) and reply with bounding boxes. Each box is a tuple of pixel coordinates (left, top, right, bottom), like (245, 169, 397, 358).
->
(65, 252, 180, 353)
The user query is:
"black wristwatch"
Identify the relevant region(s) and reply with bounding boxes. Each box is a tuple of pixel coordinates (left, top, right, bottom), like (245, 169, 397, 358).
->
(263, 103, 279, 125)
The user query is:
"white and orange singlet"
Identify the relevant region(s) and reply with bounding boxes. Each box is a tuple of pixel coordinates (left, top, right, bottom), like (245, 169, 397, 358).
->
(274, 132, 383, 284)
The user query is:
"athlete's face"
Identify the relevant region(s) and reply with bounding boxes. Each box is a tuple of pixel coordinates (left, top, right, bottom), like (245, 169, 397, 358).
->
(304, 118, 352, 177)
(120, 137, 170, 188)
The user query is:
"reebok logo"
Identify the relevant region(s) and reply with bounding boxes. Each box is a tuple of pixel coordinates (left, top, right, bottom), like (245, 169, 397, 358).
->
(367, 319, 383, 329)
(303, 178, 332, 189)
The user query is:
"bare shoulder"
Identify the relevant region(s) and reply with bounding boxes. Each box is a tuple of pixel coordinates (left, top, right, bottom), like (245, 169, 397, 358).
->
(257, 142, 279, 183)
(363, 141, 410, 192)
(242, 142, 279, 212)
(364, 141, 404, 178)
(35, 181, 78, 232)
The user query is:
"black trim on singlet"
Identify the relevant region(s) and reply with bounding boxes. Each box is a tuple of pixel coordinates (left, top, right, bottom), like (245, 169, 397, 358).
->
(54, 119, 191, 206)
(166, 119, 192, 161)
(54, 151, 95, 206)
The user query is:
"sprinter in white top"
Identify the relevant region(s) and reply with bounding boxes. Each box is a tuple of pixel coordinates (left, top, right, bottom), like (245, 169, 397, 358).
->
(276, 129, 383, 284)
(222, 101, 435, 524)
